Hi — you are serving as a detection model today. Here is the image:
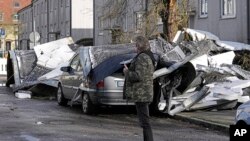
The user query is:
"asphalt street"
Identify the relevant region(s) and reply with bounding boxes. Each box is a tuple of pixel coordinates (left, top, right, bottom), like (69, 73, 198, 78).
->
(0, 87, 229, 141)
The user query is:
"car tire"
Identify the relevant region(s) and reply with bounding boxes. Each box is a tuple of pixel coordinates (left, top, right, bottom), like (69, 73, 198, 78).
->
(150, 82, 164, 114)
(57, 84, 68, 106)
(236, 120, 247, 126)
(82, 93, 96, 115)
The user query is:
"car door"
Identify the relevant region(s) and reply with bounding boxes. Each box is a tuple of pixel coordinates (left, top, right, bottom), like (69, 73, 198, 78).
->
(70, 62, 85, 97)
(61, 55, 80, 99)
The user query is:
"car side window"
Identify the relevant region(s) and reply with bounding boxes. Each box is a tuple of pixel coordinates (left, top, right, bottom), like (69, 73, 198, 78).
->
(77, 62, 83, 72)
(70, 55, 79, 70)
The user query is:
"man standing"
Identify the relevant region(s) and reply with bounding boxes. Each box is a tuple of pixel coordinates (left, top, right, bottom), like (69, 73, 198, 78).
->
(123, 36, 155, 141)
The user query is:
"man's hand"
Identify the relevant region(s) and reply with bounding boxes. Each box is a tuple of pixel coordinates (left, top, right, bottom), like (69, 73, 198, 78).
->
(123, 64, 128, 74)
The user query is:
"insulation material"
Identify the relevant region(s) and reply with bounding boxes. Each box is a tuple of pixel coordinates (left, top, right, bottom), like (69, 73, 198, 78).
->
(238, 96, 250, 103)
(208, 51, 235, 68)
(215, 40, 250, 51)
(34, 37, 75, 69)
(172, 31, 184, 44)
(190, 54, 208, 69)
(15, 90, 32, 99)
(184, 28, 220, 41)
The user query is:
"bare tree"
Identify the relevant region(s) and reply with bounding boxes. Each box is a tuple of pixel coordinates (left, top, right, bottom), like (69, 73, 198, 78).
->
(101, 0, 189, 44)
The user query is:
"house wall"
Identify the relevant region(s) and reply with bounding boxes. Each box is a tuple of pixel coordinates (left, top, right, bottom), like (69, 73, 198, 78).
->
(18, 0, 93, 50)
(71, 0, 93, 42)
(18, 5, 32, 50)
(0, 0, 32, 53)
(0, 0, 31, 24)
(189, 0, 248, 43)
(94, 0, 156, 46)
(33, 0, 47, 44)
(47, 0, 71, 41)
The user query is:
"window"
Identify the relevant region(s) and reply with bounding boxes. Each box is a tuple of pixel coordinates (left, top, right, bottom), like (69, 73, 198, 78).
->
(6, 41, 11, 51)
(135, 11, 145, 32)
(157, 17, 163, 25)
(0, 13, 3, 21)
(14, 2, 20, 8)
(221, 0, 236, 18)
(77, 63, 82, 72)
(122, 13, 128, 32)
(12, 14, 18, 21)
(70, 55, 79, 70)
(199, 0, 208, 18)
(98, 16, 103, 28)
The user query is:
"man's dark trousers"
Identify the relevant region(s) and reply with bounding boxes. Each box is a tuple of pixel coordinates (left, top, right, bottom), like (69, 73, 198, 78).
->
(136, 102, 154, 141)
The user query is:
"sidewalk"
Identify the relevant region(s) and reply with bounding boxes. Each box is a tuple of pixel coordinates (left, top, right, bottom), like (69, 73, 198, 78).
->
(174, 110, 236, 133)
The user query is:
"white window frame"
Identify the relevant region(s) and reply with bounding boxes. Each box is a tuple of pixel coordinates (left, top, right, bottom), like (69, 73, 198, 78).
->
(199, 0, 208, 18)
(12, 14, 18, 21)
(98, 16, 104, 36)
(221, 0, 236, 19)
(135, 11, 145, 33)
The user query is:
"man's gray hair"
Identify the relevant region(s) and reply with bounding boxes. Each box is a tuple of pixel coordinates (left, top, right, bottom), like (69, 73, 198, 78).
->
(135, 36, 150, 52)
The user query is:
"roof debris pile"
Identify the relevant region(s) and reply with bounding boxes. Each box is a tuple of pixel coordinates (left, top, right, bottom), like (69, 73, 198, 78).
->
(7, 37, 75, 95)
(161, 28, 250, 116)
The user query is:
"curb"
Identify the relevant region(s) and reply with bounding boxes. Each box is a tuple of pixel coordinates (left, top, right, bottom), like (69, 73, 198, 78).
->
(173, 114, 229, 134)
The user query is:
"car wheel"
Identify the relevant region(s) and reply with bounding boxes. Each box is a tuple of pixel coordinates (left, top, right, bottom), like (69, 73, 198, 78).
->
(236, 120, 247, 126)
(57, 85, 68, 106)
(82, 93, 96, 115)
(150, 80, 169, 114)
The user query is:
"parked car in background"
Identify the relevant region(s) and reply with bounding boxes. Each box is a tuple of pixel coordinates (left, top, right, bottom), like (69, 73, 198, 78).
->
(235, 100, 250, 125)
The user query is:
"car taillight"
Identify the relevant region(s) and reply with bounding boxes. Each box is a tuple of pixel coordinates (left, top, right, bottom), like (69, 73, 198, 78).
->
(96, 80, 104, 88)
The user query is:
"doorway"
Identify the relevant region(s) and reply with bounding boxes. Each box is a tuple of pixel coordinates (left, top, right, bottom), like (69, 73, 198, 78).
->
(6, 41, 11, 51)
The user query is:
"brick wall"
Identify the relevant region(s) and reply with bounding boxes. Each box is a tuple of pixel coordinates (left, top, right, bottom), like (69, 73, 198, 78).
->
(0, 0, 32, 24)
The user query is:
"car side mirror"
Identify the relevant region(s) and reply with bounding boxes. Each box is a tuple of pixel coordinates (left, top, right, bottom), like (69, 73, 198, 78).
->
(60, 66, 73, 73)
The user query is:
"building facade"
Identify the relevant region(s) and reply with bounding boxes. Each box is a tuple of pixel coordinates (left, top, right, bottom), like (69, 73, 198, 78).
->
(18, 0, 93, 50)
(189, 0, 250, 43)
(0, 0, 31, 56)
(95, 0, 250, 45)
(94, 0, 163, 46)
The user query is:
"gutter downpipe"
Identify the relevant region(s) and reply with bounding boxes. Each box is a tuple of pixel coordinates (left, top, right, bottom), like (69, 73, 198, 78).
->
(47, 0, 49, 42)
(145, 0, 149, 37)
(247, 0, 250, 44)
(93, 0, 95, 45)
